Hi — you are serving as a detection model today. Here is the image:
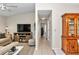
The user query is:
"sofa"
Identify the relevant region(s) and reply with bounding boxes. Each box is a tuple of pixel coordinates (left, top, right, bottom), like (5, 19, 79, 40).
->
(0, 32, 13, 46)
(0, 32, 19, 55)
(0, 38, 12, 46)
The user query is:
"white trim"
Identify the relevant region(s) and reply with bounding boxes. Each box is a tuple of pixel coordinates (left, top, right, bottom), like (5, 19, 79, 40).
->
(52, 48, 65, 55)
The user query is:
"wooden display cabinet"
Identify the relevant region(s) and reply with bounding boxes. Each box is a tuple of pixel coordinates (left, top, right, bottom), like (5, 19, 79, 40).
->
(62, 13, 79, 55)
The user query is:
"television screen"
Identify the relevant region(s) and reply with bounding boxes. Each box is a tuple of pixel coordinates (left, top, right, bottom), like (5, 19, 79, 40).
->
(17, 24, 31, 32)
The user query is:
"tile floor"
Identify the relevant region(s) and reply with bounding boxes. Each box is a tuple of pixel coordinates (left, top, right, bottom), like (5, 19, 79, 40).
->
(17, 38, 65, 55)
(34, 38, 55, 55)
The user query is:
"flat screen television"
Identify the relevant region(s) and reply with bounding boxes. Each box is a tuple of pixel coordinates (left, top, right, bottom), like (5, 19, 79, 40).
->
(17, 24, 31, 32)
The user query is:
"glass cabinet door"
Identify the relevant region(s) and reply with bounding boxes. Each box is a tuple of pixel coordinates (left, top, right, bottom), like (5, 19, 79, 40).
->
(68, 18, 75, 36)
(77, 18, 79, 35)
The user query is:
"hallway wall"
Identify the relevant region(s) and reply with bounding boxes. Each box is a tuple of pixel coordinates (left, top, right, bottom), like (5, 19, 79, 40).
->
(38, 19, 41, 39)
(36, 3, 79, 49)
(48, 13, 52, 48)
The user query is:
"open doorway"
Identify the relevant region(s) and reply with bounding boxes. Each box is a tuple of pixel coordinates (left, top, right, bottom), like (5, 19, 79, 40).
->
(38, 10, 52, 41)
(34, 10, 53, 55)
(41, 26, 44, 38)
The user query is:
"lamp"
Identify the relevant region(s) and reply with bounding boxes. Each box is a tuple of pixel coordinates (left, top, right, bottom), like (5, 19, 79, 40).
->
(5, 26, 8, 33)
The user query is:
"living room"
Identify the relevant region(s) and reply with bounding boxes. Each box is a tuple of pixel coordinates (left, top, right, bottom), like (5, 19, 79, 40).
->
(0, 3, 35, 55)
(1, 0, 79, 59)
(1, 3, 79, 55)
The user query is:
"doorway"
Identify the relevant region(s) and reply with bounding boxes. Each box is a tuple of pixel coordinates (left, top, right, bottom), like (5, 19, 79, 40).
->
(38, 10, 52, 41)
(37, 10, 52, 49)
(34, 10, 53, 54)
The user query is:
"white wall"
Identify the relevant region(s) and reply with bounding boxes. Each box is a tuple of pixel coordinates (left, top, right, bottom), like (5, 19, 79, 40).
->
(0, 16, 6, 33)
(47, 13, 52, 48)
(38, 20, 41, 39)
(37, 19, 41, 47)
(44, 22, 46, 38)
(36, 3, 79, 49)
(46, 20, 49, 39)
(35, 9, 39, 50)
(6, 13, 35, 35)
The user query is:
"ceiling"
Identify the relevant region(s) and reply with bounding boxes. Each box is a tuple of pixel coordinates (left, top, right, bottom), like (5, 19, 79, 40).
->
(0, 3, 35, 16)
(38, 10, 52, 20)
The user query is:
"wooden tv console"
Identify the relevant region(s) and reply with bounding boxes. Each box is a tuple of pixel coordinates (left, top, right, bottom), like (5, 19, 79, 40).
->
(14, 32, 31, 42)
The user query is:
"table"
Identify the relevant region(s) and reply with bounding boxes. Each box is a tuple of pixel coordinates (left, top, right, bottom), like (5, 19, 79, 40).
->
(4, 46, 24, 55)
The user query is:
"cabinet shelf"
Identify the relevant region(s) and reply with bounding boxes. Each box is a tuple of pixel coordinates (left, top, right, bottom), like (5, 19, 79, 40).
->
(69, 23, 74, 24)
(62, 13, 79, 54)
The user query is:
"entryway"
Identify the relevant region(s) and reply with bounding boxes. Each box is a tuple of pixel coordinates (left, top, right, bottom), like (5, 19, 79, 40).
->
(34, 10, 53, 54)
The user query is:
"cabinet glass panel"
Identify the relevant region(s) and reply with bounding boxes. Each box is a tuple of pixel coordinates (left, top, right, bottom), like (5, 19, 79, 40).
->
(77, 18, 79, 35)
(69, 18, 74, 36)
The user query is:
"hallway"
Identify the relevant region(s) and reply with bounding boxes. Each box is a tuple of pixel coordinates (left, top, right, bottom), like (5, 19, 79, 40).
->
(34, 38, 55, 55)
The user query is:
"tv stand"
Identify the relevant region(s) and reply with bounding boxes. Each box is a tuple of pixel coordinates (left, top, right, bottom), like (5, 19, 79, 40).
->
(14, 32, 31, 42)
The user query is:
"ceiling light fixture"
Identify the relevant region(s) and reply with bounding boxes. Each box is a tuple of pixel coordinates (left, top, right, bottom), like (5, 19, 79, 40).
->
(0, 3, 17, 11)
(41, 17, 46, 20)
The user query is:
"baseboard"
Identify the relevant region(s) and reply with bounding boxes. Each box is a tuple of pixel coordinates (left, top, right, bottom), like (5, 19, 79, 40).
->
(52, 48, 65, 55)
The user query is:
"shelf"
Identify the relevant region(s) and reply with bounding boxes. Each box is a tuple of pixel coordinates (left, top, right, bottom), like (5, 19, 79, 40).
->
(69, 30, 74, 31)
(14, 32, 32, 42)
(69, 29, 74, 30)
(69, 23, 74, 24)
(69, 25, 74, 26)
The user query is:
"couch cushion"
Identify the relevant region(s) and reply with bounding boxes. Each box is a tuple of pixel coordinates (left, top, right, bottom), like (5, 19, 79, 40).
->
(0, 38, 12, 45)
(0, 46, 3, 49)
(0, 38, 9, 43)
